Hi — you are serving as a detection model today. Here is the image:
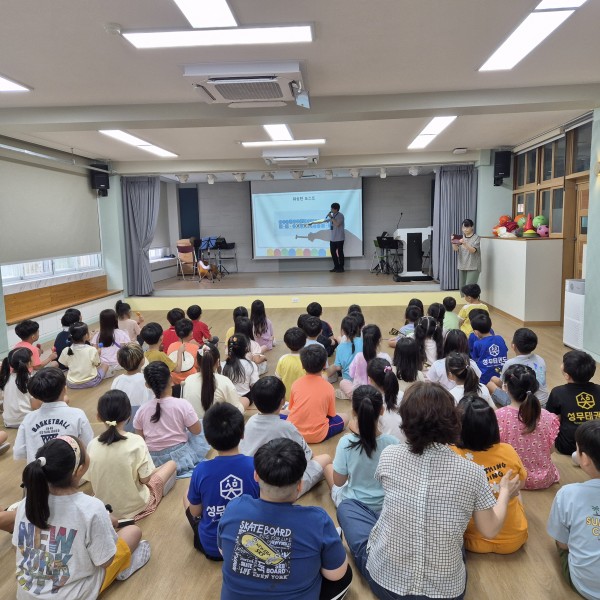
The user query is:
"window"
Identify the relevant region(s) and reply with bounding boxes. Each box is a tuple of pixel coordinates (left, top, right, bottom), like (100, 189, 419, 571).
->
(149, 247, 170, 261)
(572, 122, 592, 173)
(1, 253, 102, 283)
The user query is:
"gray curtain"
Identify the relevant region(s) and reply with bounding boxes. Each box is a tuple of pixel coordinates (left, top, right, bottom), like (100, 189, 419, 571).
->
(432, 165, 478, 290)
(121, 176, 160, 296)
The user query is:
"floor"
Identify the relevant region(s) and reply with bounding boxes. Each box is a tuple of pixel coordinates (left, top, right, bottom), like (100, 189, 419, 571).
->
(0, 302, 593, 600)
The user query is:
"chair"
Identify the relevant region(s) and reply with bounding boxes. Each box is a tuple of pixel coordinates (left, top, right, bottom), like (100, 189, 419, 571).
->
(176, 239, 197, 280)
(215, 237, 238, 275)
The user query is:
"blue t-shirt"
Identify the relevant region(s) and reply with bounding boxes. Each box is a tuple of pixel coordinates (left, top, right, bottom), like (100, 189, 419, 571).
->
(547, 479, 600, 600)
(333, 432, 399, 512)
(187, 454, 259, 558)
(468, 328, 494, 356)
(471, 334, 508, 384)
(218, 495, 346, 600)
(334, 337, 363, 380)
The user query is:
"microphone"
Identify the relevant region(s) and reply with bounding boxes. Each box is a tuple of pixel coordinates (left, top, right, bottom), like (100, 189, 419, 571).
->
(395, 212, 404, 230)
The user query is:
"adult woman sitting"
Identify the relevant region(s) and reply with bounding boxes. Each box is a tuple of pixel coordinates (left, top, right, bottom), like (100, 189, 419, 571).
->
(452, 218, 481, 289)
(337, 381, 520, 600)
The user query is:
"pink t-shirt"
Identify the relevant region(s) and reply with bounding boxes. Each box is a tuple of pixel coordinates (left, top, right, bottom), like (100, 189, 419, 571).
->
(133, 395, 199, 451)
(14, 341, 40, 367)
(496, 405, 560, 490)
(253, 318, 274, 351)
(349, 351, 392, 388)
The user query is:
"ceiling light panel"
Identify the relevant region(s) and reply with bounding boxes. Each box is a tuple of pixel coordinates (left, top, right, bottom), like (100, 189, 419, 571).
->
(123, 25, 313, 49)
(173, 0, 237, 29)
(0, 75, 30, 92)
(535, 0, 587, 9)
(242, 139, 325, 148)
(420, 116, 457, 135)
(479, 10, 574, 71)
(407, 135, 436, 150)
(99, 130, 177, 157)
(263, 124, 293, 141)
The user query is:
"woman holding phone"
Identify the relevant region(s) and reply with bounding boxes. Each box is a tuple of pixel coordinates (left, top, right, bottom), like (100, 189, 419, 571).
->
(452, 218, 481, 289)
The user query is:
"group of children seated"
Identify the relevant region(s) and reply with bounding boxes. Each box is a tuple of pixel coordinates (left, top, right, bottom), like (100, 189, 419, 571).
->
(1, 289, 599, 600)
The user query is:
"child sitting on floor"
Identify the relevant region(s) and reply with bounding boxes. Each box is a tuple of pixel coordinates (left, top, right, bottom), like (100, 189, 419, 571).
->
(141, 322, 183, 375)
(250, 299, 275, 352)
(445, 352, 494, 407)
(232, 316, 268, 375)
(393, 337, 426, 393)
(470, 312, 508, 385)
(185, 403, 259, 560)
(224, 306, 247, 345)
(327, 315, 363, 387)
(0, 348, 39, 428)
(367, 358, 403, 441)
(387, 305, 422, 348)
(115, 299, 144, 343)
(167, 319, 200, 386)
(13, 319, 58, 370)
(55, 308, 81, 369)
(458, 284, 488, 336)
(186, 304, 219, 346)
(162, 308, 186, 351)
(85, 390, 177, 520)
(443, 296, 459, 330)
(240, 376, 331, 496)
(92, 309, 131, 369)
(286, 345, 349, 444)
(275, 327, 307, 403)
(414, 315, 443, 372)
(221, 334, 257, 406)
(307, 301, 337, 356)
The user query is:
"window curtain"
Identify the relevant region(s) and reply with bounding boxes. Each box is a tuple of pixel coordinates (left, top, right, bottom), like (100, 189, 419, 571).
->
(432, 165, 478, 290)
(122, 176, 160, 296)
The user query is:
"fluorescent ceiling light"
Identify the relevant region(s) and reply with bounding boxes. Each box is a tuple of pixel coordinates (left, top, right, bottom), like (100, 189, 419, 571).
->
(535, 0, 587, 9)
(407, 135, 436, 150)
(123, 25, 312, 49)
(0, 75, 30, 92)
(263, 124, 293, 141)
(242, 139, 325, 148)
(420, 116, 457, 135)
(173, 0, 237, 29)
(480, 10, 574, 71)
(99, 130, 178, 157)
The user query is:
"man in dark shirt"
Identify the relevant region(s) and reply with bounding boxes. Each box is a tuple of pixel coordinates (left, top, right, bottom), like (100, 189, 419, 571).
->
(546, 350, 600, 455)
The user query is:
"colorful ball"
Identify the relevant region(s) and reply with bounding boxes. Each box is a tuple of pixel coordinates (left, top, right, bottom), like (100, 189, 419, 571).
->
(537, 225, 549, 237)
(515, 227, 524, 237)
(517, 216, 527, 227)
(496, 226, 507, 236)
(532, 215, 549, 228)
(498, 215, 511, 226)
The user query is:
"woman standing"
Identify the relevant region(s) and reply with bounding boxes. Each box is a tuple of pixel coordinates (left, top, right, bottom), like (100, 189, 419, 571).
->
(452, 218, 481, 290)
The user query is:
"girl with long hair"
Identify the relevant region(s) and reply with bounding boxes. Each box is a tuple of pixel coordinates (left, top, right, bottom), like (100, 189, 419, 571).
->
(367, 358, 403, 441)
(221, 334, 257, 406)
(0, 348, 39, 427)
(91, 309, 130, 369)
(445, 351, 494, 407)
(250, 299, 275, 353)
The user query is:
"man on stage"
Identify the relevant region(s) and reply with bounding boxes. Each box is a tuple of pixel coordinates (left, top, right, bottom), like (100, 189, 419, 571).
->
(326, 203, 345, 272)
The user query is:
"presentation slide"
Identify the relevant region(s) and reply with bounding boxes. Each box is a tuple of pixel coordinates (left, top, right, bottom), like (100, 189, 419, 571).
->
(251, 179, 363, 259)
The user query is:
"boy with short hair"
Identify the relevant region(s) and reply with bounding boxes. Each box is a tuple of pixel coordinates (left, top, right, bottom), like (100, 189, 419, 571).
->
(487, 327, 549, 407)
(547, 420, 600, 600)
(442, 296, 459, 330)
(141, 322, 184, 373)
(240, 377, 331, 496)
(218, 438, 352, 600)
(54, 308, 81, 370)
(302, 316, 325, 347)
(285, 345, 349, 443)
(470, 312, 508, 385)
(14, 320, 58, 370)
(307, 301, 337, 356)
(13, 368, 94, 462)
(275, 327, 307, 403)
(546, 350, 600, 455)
(186, 403, 259, 561)
(186, 304, 219, 346)
(161, 308, 186, 351)
(458, 284, 488, 336)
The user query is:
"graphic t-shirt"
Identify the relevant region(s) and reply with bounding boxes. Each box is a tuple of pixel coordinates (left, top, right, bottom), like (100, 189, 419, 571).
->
(275, 354, 305, 402)
(546, 382, 600, 455)
(547, 479, 600, 600)
(471, 335, 508, 384)
(452, 443, 528, 552)
(187, 455, 259, 558)
(218, 495, 346, 600)
(13, 493, 118, 600)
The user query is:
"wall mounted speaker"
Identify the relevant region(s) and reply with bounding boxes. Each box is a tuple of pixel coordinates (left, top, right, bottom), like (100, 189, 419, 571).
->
(90, 164, 110, 191)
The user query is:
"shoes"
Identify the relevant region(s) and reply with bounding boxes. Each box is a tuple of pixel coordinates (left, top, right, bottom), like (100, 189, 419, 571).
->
(117, 540, 151, 580)
(329, 268, 338, 272)
(0, 442, 10, 456)
(337, 268, 345, 272)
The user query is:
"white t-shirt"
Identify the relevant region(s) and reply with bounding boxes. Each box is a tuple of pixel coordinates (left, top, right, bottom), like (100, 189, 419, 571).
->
(181, 372, 244, 418)
(449, 383, 494, 408)
(85, 433, 155, 519)
(220, 359, 258, 396)
(379, 394, 406, 442)
(2, 373, 33, 427)
(111, 372, 154, 408)
(13, 402, 95, 463)
(427, 358, 482, 391)
(58, 344, 101, 384)
(13, 493, 118, 600)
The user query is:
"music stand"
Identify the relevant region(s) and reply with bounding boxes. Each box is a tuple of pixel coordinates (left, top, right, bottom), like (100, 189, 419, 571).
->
(374, 236, 401, 275)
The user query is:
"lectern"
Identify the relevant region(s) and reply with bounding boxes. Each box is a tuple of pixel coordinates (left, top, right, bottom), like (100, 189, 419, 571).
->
(393, 227, 433, 278)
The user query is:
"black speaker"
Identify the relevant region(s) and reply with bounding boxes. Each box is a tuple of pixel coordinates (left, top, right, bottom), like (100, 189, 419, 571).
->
(90, 164, 110, 192)
(493, 151, 511, 179)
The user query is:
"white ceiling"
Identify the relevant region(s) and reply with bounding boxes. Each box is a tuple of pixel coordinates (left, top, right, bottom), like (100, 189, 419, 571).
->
(0, 0, 598, 177)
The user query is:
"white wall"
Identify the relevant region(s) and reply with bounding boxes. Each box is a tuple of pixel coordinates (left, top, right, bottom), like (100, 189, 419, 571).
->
(476, 163, 513, 236)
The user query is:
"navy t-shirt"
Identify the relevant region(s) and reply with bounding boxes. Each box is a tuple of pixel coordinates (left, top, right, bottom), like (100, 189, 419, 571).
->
(54, 330, 71, 369)
(187, 454, 259, 558)
(471, 334, 508, 384)
(218, 495, 346, 600)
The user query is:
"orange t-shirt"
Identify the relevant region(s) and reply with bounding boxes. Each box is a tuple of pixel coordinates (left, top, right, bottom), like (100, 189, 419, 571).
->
(14, 341, 41, 367)
(167, 341, 198, 385)
(452, 443, 528, 553)
(288, 374, 336, 444)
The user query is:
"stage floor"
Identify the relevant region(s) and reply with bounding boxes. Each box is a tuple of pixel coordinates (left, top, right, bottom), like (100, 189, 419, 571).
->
(153, 269, 440, 297)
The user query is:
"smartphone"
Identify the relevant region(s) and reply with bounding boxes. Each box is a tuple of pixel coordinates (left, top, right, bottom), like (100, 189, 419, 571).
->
(451, 234, 463, 244)
(117, 518, 136, 528)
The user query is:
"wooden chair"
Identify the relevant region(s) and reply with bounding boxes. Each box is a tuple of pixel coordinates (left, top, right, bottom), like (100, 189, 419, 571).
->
(176, 239, 196, 280)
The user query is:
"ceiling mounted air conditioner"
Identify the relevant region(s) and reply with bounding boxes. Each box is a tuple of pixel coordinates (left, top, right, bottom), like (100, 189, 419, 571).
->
(262, 147, 319, 167)
(183, 61, 305, 106)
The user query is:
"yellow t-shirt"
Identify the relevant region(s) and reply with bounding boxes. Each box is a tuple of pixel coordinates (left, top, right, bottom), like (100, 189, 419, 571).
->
(458, 302, 489, 336)
(452, 443, 528, 553)
(144, 349, 176, 371)
(275, 353, 306, 403)
(225, 326, 235, 345)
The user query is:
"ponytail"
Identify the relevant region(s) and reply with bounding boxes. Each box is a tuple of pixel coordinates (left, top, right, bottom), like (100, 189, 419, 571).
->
(223, 335, 249, 384)
(361, 324, 381, 362)
(367, 358, 399, 411)
(143, 361, 172, 423)
(446, 352, 480, 394)
(97, 390, 130, 445)
(414, 316, 443, 364)
(341, 315, 360, 356)
(115, 300, 131, 320)
(503, 364, 541, 433)
(1, 348, 33, 393)
(199, 343, 220, 412)
(68, 322, 88, 356)
(22, 437, 83, 529)
(348, 385, 382, 458)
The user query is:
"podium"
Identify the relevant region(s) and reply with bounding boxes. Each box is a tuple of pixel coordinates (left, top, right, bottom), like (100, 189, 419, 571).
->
(393, 227, 432, 277)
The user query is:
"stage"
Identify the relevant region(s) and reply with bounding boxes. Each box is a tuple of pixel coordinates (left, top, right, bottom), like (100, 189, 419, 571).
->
(129, 269, 449, 312)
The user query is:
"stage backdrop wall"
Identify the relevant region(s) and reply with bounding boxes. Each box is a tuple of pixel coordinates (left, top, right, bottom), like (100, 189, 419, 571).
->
(195, 175, 434, 273)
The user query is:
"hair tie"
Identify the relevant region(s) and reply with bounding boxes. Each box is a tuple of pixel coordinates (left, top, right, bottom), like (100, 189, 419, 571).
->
(56, 435, 81, 475)
(105, 420, 117, 427)
(384, 366, 392, 373)
(37, 456, 47, 467)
